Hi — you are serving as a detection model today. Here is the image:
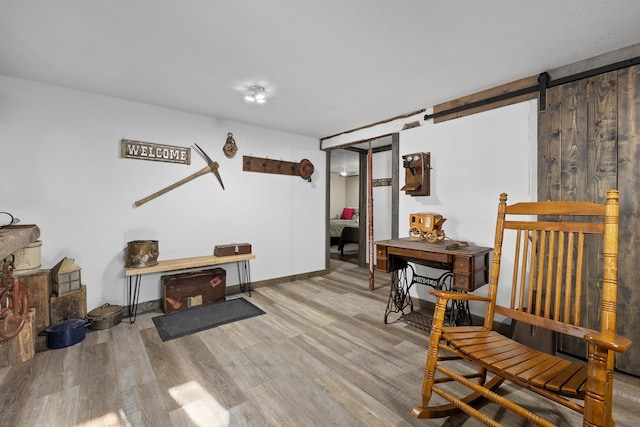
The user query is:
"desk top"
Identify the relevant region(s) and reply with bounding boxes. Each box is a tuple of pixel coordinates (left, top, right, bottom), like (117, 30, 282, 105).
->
(375, 238, 491, 256)
(125, 253, 255, 277)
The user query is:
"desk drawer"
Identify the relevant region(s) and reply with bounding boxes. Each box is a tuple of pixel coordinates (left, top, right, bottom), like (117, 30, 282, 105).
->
(376, 246, 389, 272)
(454, 257, 472, 273)
(453, 253, 489, 291)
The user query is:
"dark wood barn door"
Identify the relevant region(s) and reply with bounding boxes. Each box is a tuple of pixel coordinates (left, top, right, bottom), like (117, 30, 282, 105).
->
(538, 64, 640, 375)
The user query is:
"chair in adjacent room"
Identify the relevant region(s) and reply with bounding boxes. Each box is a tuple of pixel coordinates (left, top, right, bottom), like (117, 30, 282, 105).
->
(337, 226, 359, 256)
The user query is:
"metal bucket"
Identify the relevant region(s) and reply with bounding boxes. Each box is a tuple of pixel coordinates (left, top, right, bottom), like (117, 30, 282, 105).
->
(11, 240, 42, 275)
(87, 303, 123, 330)
(126, 240, 159, 268)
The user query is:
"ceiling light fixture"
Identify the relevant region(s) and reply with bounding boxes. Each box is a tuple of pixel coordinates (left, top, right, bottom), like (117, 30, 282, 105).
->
(340, 169, 348, 177)
(245, 85, 266, 104)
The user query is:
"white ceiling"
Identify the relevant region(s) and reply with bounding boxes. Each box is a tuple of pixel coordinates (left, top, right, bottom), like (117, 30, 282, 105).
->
(1, 1, 640, 140)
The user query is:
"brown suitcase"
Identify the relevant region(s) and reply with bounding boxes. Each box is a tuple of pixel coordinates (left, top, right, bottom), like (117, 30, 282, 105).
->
(161, 268, 226, 313)
(214, 243, 252, 257)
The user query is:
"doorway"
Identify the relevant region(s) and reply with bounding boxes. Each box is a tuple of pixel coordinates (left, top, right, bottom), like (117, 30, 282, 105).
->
(326, 134, 399, 269)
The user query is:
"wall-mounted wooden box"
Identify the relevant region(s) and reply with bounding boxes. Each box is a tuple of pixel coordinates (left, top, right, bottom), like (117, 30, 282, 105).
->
(401, 152, 430, 196)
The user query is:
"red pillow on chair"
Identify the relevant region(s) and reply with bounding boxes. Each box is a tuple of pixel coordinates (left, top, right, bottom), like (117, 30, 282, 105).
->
(340, 208, 355, 220)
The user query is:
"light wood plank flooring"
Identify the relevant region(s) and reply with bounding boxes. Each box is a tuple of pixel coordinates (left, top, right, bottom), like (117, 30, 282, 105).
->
(1, 259, 638, 426)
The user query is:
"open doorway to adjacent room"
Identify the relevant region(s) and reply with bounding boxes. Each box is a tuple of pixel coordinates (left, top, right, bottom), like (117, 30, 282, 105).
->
(329, 149, 361, 263)
(326, 135, 398, 268)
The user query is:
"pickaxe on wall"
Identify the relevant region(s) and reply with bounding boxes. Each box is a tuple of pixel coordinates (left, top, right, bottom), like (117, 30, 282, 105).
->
(134, 143, 224, 207)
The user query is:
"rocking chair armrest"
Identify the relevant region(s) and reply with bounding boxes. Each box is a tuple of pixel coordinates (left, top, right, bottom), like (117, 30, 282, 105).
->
(429, 289, 492, 303)
(584, 331, 633, 353)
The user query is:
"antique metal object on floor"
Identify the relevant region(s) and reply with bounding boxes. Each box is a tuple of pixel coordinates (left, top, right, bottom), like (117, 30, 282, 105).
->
(40, 318, 92, 349)
(87, 303, 124, 330)
(134, 143, 224, 207)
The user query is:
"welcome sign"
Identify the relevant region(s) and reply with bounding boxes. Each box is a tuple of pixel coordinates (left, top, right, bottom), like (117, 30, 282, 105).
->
(121, 139, 191, 165)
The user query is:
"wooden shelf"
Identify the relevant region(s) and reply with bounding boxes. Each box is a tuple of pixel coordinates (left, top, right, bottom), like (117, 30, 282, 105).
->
(125, 253, 255, 277)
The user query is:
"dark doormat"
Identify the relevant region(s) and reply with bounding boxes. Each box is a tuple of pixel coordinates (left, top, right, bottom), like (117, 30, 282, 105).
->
(152, 297, 265, 342)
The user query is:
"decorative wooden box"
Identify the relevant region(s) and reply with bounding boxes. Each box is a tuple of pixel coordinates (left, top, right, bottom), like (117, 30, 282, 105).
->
(214, 243, 251, 257)
(161, 268, 226, 313)
(400, 152, 431, 196)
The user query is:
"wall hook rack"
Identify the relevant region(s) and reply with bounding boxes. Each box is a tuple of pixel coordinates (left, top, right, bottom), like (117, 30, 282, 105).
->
(243, 156, 314, 182)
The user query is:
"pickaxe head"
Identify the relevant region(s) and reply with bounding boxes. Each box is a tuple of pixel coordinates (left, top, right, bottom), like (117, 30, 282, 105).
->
(194, 143, 225, 190)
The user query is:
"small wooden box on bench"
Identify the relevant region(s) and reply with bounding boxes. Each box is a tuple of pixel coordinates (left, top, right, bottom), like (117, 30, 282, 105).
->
(214, 243, 251, 257)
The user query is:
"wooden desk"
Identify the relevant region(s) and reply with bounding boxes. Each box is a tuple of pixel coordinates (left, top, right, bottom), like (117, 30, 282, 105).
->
(125, 253, 255, 323)
(374, 238, 491, 325)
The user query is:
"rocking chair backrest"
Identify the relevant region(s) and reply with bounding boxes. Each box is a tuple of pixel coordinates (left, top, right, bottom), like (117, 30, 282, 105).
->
(485, 190, 619, 342)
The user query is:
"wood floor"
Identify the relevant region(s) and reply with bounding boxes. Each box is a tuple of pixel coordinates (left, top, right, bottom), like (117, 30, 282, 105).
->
(1, 259, 639, 426)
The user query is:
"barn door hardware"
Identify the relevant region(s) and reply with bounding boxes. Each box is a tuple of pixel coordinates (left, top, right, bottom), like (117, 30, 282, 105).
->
(426, 55, 640, 120)
(424, 83, 539, 121)
(243, 156, 315, 181)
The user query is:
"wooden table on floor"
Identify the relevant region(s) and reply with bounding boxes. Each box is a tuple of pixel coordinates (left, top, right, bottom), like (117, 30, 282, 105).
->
(374, 238, 491, 327)
(124, 253, 255, 323)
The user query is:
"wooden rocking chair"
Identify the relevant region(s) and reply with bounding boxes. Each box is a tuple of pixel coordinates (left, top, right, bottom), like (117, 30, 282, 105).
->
(413, 189, 631, 427)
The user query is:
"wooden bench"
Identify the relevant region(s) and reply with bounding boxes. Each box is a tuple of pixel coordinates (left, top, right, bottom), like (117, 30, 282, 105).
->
(413, 189, 632, 426)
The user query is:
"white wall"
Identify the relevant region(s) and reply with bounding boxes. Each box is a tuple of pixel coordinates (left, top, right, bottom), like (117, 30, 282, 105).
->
(329, 173, 346, 218)
(371, 150, 392, 243)
(399, 100, 537, 311)
(345, 176, 359, 208)
(0, 75, 325, 310)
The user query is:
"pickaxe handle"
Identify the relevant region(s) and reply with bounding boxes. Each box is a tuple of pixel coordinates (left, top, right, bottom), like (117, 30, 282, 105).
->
(134, 165, 213, 207)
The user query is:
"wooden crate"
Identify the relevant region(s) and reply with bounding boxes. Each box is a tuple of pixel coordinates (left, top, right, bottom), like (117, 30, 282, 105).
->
(16, 269, 51, 351)
(50, 285, 87, 324)
(162, 268, 225, 313)
(0, 308, 35, 367)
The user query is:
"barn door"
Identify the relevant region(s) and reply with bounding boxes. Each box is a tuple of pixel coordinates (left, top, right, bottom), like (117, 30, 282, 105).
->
(538, 64, 640, 375)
